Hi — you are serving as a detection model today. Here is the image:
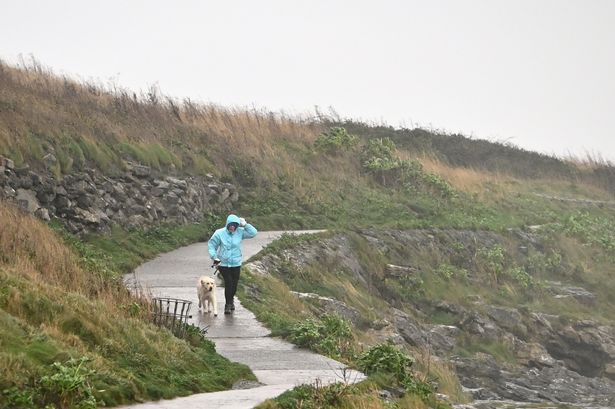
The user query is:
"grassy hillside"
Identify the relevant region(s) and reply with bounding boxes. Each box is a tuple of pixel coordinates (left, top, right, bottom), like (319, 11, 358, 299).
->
(2, 59, 615, 408)
(0, 203, 254, 408)
(2, 59, 614, 232)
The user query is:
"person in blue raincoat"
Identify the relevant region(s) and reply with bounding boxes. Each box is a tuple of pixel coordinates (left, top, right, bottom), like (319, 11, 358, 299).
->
(208, 214, 258, 314)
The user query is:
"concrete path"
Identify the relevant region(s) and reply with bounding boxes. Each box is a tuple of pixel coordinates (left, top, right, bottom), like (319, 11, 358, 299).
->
(121, 231, 364, 409)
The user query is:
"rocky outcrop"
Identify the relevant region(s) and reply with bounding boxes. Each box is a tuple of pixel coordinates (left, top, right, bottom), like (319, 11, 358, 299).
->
(249, 229, 615, 407)
(0, 156, 238, 234)
(290, 291, 364, 326)
(454, 355, 615, 406)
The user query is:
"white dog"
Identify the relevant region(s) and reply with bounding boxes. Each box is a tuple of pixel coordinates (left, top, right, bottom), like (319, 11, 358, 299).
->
(197, 276, 218, 316)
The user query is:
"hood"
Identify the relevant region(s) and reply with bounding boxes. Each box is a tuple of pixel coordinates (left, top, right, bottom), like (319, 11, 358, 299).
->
(226, 214, 241, 227)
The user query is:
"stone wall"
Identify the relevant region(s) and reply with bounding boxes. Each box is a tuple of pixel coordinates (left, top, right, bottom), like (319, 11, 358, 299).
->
(0, 156, 238, 234)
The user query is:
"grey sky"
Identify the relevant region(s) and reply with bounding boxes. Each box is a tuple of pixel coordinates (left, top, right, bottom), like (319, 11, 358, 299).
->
(2, 0, 614, 161)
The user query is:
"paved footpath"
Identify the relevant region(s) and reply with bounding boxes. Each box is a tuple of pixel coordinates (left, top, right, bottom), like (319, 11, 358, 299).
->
(121, 231, 364, 409)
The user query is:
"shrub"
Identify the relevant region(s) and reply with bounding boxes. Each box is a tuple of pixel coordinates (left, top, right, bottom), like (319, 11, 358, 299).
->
(506, 266, 533, 289)
(477, 245, 506, 285)
(357, 340, 414, 383)
(39, 357, 98, 409)
(357, 340, 433, 400)
(435, 263, 468, 281)
(288, 313, 354, 360)
(314, 127, 357, 154)
(2, 387, 35, 409)
(361, 138, 397, 170)
(360, 138, 457, 198)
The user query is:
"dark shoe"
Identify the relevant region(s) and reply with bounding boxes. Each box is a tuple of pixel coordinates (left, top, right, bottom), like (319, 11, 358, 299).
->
(224, 304, 232, 314)
(230, 303, 235, 311)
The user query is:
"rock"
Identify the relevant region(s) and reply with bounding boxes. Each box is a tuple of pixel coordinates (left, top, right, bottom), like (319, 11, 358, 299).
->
(16, 189, 40, 213)
(155, 180, 170, 189)
(513, 340, 556, 368)
(1, 185, 16, 199)
(34, 208, 51, 221)
(231, 380, 264, 390)
(485, 305, 527, 335)
(546, 281, 597, 306)
(434, 300, 466, 316)
(604, 363, 615, 380)
(453, 353, 502, 389)
(53, 195, 72, 210)
(127, 214, 147, 229)
(370, 318, 390, 330)
(0, 162, 236, 234)
(43, 153, 57, 168)
(166, 176, 187, 189)
(18, 174, 33, 189)
(428, 324, 460, 351)
(1, 157, 14, 170)
(557, 286, 596, 306)
(244, 261, 269, 276)
(218, 188, 231, 203)
(132, 164, 151, 177)
(289, 291, 364, 326)
(76, 194, 93, 208)
(385, 264, 420, 278)
(459, 312, 500, 340)
(35, 185, 56, 204)
(72, 208, 101, 225)
(545, 320, 615, 377)
(392, 308, 428, 347)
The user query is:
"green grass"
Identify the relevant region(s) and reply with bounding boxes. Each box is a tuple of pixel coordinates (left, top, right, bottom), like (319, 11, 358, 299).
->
(454, 335, 516, 364)
(50, 213, 223, 276)
(4, 59, 615, 408)
(0, 269, 255, 409)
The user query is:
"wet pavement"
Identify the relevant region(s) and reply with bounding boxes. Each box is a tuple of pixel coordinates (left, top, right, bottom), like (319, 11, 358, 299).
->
(121, 230, 364, 409)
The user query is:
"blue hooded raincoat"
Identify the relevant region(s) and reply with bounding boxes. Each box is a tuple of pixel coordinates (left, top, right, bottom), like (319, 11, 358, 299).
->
(208, 214, 258, 267)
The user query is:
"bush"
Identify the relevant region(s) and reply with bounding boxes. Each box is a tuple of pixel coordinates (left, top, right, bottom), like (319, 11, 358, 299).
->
(288, 313, 354, 359)
(314, 127, 358, 154)
(39, 357, 98, 409)
(360, 138, 456, 197)
(357, 341, 433, 401)
(357, 340, 414, 383)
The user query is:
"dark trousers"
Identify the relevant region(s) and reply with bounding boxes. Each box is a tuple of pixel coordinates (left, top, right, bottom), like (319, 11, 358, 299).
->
(219, 266, 241, 305)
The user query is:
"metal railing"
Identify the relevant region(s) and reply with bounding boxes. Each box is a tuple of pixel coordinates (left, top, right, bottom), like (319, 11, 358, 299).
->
(151, 297, 192, 337)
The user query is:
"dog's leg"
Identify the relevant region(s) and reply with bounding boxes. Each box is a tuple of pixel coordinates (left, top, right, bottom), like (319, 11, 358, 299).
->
(212, 298, 218, 316)
(198, 290, 202, 309)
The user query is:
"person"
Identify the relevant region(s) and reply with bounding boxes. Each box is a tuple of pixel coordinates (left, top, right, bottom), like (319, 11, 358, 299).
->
(207, 214, 258, 314)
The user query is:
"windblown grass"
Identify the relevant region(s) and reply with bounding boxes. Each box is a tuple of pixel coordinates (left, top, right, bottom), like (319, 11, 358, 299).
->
(0, 202, 255, 408)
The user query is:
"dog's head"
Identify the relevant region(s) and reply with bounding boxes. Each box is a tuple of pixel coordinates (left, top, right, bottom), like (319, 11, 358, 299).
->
(200, 276, 216, 292)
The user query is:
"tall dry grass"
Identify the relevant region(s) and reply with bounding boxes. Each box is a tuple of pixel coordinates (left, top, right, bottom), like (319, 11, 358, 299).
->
(565, 152, 614, 171)
(411, 153, 512, 198)
(411, 346, 470, 404)
(0, 58, 324, 178)
(0, 201, 129, 304)
(0, 202, 92, 290)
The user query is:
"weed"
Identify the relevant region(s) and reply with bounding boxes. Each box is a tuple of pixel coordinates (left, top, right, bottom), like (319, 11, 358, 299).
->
(39, 357, 98, 409)
(289, 313, 355, 360)
(476, 245, 506, 285)
(560, 211, 615, 254)
(2, 387, 35, 409)
(506, 266, 533, 289)
(435, 264, 467, 281)
(314, 127, 358, 154)
(357, 341, 433, 401)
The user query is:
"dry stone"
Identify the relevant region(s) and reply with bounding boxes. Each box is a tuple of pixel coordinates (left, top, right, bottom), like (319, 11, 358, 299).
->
(0, 158, 239, 235)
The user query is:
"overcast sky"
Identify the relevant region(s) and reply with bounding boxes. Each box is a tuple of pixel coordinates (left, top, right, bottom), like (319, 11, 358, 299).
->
(2, 1, 614, 161)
